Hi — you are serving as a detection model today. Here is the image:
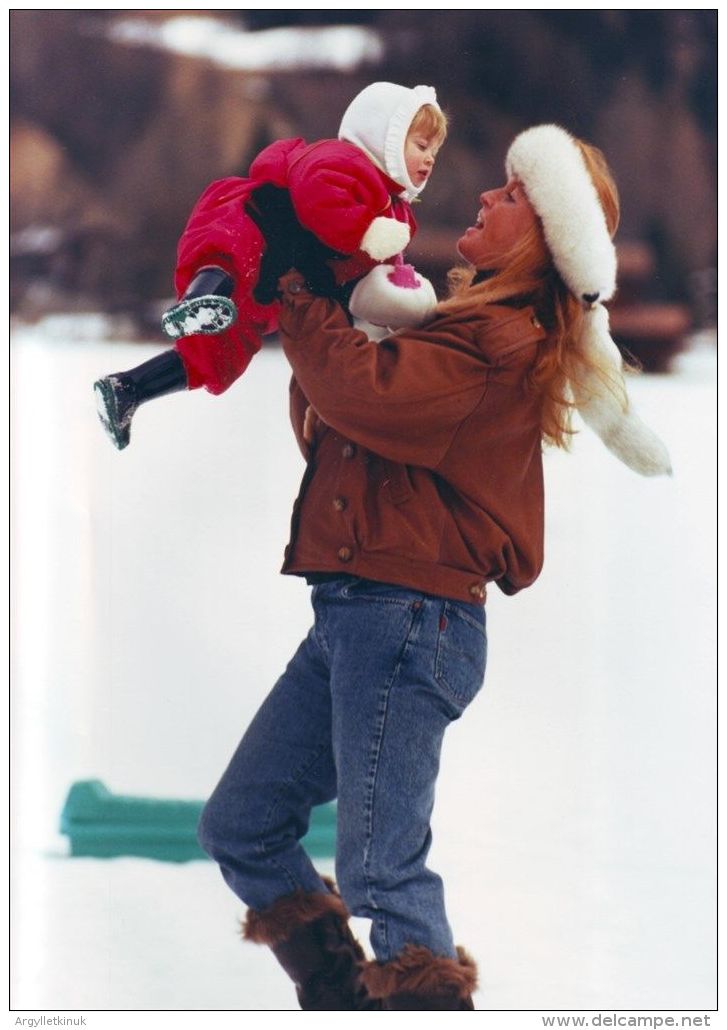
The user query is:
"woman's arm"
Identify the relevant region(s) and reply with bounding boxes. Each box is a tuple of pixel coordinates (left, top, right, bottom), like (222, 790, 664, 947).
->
(278, 273, 488, 469)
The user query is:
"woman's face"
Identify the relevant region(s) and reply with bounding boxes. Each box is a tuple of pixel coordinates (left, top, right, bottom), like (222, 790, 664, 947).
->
(457, 179, 539, 269)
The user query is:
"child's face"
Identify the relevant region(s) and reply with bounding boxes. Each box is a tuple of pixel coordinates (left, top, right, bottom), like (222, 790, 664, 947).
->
(404, 132, 441, 188)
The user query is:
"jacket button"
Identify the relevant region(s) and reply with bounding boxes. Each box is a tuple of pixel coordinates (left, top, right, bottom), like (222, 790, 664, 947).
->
(342, 443, 356, 459)
(337, 546, 353, 562)
(333, 496, 347, 511)
(469, 583, 486, 600)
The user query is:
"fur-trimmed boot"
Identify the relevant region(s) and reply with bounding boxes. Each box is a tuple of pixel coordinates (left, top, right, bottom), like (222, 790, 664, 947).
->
(360, 944, 478, 1010)
(94, 349, 187, 450)
(242, 880, 381, 1011)
(161, 265, 237, 339)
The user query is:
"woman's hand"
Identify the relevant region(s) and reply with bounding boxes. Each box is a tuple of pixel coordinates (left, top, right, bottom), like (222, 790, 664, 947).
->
(278, 270, 310, 300)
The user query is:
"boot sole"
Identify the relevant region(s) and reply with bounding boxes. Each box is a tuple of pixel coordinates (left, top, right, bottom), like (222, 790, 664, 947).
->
(161, 296, 238, 339)
(94, 377, 135, 451)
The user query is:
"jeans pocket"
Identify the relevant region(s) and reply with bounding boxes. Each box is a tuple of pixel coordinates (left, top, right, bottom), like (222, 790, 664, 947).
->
(434, 601, 487, 714)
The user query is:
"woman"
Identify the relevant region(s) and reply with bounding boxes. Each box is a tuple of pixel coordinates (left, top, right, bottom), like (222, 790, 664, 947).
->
(197, 125, 670, 1011)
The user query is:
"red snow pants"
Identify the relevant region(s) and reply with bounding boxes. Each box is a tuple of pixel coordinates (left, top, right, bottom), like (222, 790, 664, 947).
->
(172, 180, 280, 396)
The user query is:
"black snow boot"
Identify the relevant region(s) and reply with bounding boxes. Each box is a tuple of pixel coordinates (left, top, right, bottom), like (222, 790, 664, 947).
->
(161, 265, 237, 339)
(243, 880, 381, 1010)
(94, 349, 187, 451)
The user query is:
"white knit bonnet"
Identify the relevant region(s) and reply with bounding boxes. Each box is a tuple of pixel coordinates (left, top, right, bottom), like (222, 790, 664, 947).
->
(338, 82, 441, 202)
(506, 124, 671, 476)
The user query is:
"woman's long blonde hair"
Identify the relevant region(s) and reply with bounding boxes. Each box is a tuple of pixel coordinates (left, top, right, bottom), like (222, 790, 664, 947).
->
(438, 141, 624, 449)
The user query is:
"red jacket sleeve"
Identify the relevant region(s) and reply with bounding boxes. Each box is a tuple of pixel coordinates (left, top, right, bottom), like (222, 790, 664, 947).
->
(286, 140, 397, 255)
(248, 138, 308, 185)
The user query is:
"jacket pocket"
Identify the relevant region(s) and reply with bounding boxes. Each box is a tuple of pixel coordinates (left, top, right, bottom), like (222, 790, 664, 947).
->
(364, 462, 443, 562)
(382, 461, 413, 505)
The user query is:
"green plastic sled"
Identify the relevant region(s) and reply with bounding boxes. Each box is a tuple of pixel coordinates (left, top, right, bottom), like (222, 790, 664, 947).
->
(60, 779, 336, 863)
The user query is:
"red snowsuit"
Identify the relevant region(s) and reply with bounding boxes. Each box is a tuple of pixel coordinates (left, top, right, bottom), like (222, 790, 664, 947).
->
(173, 138, 418, 395)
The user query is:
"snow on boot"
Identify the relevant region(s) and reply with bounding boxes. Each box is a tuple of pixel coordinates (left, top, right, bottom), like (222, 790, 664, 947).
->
(360, 943, 478, 1010)
(243, 880, 381, 1010)
(94, 349, 187, 450)
(161, 265, 237, 339)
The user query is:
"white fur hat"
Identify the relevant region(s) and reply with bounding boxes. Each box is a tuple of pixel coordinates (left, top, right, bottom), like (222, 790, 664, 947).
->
(506, 124, 617, 306)
(506, 124, 671, 476)
(338, 82, 441, 202)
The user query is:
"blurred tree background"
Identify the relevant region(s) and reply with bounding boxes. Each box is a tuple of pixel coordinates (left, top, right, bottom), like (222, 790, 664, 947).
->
(10, 9, 717, 340)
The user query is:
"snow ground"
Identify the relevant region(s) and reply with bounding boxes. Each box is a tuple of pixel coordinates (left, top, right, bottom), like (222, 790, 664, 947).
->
(10, 321, 716, 1015)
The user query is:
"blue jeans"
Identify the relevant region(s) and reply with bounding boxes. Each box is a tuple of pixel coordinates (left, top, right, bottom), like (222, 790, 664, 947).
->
(198, 577, 487, 961)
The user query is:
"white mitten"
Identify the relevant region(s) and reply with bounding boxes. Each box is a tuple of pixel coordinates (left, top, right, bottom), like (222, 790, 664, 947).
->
(359, 217, 411, 261)
(349, 261, 438, 330)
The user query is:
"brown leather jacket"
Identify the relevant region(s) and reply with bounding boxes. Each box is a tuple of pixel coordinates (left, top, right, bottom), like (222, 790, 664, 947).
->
(277, 273, 548, 605)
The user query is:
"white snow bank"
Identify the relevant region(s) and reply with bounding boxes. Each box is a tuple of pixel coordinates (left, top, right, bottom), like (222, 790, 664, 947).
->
(108, 16, 384, 72)
(10, 224, 65, 256)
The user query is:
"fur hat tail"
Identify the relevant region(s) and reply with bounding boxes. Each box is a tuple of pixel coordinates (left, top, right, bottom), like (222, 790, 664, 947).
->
(573, 305, 672, 477)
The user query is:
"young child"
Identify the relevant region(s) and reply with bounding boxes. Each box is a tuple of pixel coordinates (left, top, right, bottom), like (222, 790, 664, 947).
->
(94, 82, 447, 450)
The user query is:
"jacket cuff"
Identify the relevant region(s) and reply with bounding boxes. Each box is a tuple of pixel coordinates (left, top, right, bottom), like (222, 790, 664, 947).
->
(359, 216, 411, 261)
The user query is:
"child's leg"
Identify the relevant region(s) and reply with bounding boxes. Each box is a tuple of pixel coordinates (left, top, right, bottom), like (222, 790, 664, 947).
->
(173, 311, 267, 396)
(95, 184, 281, 449)
(94, 302, 269, 449)
(167, 177, 278, 345)
(161, 266, 238, 340)
(167, 208, 279, 396)
(94, 348, 187, 451)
